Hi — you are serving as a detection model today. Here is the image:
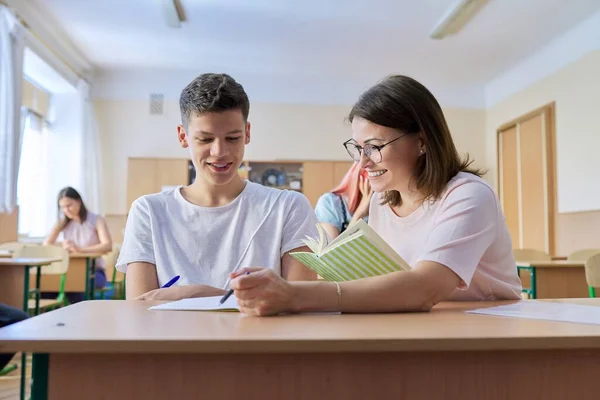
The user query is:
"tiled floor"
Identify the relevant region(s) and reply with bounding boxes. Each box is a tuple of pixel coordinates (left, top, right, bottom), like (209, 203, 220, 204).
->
(0, 354, 30, 400)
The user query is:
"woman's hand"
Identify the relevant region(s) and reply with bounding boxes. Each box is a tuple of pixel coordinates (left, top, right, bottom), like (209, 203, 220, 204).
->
(354, 175, 373, 219)
(62, 240, 79, 254)
(230, 268, 295, 316)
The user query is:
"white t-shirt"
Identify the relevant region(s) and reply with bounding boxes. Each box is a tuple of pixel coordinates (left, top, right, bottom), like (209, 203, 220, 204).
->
(116, 182, 319, 289)
(369, 172, 522, 301)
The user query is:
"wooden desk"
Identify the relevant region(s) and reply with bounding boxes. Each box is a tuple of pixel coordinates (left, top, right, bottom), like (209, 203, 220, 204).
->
(0, 258, 61, 311)
(2, 299, 600, 400)
(517, 260, 587, 298)
(33, 253, 105, 300)
(0, 257, 62, 400)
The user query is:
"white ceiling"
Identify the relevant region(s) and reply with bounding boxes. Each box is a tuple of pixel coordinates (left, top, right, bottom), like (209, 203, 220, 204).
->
(30, 0, 600, 105)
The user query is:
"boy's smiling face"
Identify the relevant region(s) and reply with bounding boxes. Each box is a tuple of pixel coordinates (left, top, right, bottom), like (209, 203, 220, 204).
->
(178, 109, 251, 187)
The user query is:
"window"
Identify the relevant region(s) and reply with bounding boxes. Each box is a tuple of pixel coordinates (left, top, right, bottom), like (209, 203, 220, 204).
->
(17, 79, 53, 237)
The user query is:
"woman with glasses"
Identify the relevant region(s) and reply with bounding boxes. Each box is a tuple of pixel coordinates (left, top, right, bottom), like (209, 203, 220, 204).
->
(229, 75, 522, 316)
(314, 162, 372, 239)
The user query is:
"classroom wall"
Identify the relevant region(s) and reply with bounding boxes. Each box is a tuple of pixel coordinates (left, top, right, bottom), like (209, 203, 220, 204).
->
(485, 50, 600, 255)
(94, 100, 486, 214)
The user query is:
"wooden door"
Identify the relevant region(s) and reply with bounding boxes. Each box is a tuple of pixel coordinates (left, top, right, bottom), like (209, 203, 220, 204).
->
(333, 162, 355, 187)
(497, 104, 555, 255)
(302, 162, 335, 207)
(127, 158, 190, 211)
(499, 127, 519, 246)
(156, 159, 189, 189)
(126, 158, 157, 211)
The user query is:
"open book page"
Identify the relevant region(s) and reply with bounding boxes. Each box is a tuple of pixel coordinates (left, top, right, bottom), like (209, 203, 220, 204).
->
(326, 220, 410, 271)
(292, 235, 408, 281)
(148, 295, 239, 312)
(301, 223, 332, 254)
(292, 220, 411, 281)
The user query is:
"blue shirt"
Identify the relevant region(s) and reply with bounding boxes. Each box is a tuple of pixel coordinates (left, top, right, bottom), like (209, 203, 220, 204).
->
(314, 192, 367, 232)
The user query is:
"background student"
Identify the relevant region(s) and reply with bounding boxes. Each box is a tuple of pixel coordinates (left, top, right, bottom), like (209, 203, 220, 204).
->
(315, 162, 372, 239)
(44, 186, 112, 303)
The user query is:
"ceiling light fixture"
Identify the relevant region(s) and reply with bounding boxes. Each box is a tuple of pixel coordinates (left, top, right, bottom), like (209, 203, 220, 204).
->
(430, 0, 488, 40)
(157, 0, 186, 28)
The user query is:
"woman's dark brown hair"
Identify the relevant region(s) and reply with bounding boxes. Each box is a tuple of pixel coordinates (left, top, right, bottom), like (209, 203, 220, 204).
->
(348, 75, 483, 207)
(57, 186, 88, 228)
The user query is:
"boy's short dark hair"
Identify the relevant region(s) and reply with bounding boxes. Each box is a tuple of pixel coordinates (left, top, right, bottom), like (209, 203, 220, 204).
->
(179, 73, 250, 128)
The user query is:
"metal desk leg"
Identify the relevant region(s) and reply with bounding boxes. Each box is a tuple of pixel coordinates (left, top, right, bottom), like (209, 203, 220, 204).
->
(20, 267, 30, 400)
(34, 266, 41, 316)
(530, 267, 537, 299)
(89, 258, 97, 300)
(84, 257, 90, 300)
(31, 354, 49, 400)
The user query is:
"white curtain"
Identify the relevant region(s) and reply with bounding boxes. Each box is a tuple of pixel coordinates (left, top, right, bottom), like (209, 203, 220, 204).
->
(0, 6, 25, 213)
(77, 80, 103, 215)
(17, 113, 53, 236)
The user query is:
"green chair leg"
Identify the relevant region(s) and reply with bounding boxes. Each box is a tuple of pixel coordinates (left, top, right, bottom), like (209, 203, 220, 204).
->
(0, 363, 17, 375)
(56, 273, 67, 307)
(589, 286, 596, 298)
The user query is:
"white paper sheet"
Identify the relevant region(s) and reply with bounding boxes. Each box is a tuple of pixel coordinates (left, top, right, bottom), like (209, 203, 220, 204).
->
(466, 300, 600, 325)
(148, 295, 239, 312)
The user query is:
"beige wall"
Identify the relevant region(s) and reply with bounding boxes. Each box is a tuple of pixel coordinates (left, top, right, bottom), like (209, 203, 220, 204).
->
(486, 50, 600, 255)
(95, 100, 486, 214)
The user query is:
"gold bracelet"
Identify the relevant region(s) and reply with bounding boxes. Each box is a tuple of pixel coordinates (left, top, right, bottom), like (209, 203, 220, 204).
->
(334, 281, 342, 311)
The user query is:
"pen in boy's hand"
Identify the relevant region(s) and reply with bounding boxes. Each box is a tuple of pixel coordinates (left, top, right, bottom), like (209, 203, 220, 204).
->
(219, 288, 235, 305)
(219, 271, 250, 305)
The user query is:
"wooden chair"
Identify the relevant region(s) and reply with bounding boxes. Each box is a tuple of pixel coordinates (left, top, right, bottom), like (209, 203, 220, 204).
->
(568, 249, 600, 261)
(96, 243, 124, 300)
(584, 253, 600, 298)
(513, 249, 551, 299)
(513, 249, 552, 261)
(14, 245, 70, 314)
(0, 241, 24, 256)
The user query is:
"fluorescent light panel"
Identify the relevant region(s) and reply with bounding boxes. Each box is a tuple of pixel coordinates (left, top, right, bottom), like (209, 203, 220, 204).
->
(430, 0, 488, 40)
(157, 0, 184, 28)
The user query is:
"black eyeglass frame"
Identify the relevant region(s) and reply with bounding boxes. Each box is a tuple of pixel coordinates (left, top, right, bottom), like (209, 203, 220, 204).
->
(343, 132, 414, 163)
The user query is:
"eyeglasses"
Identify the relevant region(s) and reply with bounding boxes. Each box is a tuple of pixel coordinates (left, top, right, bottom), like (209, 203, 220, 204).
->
(343, 133, 413, 163)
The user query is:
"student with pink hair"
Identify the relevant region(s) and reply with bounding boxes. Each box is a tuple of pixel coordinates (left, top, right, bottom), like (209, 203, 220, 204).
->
(314, 163, 372, 239)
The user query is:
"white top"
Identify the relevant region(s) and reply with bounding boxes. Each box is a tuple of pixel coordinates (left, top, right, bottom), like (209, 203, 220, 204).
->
(116, 182, 319, 289)
(368, 172, 522, 301)
(61, 212, 106, 269)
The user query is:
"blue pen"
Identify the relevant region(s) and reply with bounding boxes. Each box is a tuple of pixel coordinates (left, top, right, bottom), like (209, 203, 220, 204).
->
(162, 275, 180, 288)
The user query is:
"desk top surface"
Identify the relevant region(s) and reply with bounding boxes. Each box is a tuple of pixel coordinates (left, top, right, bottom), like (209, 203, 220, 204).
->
(516, 260, 585, 268)
(2, 299, 600, 354)
(0, 257, 62, 267)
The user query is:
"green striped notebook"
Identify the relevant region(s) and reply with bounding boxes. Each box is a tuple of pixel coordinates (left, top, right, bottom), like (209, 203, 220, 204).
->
(291, 220, 410, 281)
